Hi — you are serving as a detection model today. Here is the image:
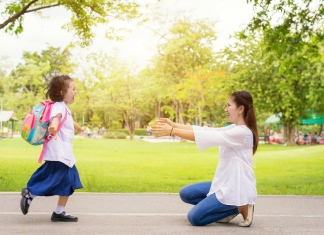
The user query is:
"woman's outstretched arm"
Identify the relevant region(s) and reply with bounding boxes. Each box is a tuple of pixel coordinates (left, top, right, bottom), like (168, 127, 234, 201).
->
(156, 118, 193, 130)
(151, 123, 195, 141)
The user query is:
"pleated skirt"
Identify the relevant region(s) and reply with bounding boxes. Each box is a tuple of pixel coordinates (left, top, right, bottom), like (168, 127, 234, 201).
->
(27, 161, 83, 196)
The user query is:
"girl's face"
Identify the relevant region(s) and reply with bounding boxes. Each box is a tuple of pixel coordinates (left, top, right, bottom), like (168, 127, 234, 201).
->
(62, 80, 77, 104)
(224, 96, 243, 123)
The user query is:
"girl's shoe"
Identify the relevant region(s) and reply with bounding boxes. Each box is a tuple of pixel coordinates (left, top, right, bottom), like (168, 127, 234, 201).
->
(20, 188, 32, 215)
(238, 204, 254, 227)
(51, 211, 78, 222)
(216, 213, 238, 223)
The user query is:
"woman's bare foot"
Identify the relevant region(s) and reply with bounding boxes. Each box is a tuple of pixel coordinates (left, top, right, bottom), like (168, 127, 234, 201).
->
(238, 204, 248, 220)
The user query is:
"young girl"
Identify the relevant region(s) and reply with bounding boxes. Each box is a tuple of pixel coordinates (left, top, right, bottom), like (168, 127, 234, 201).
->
(152, 90, 258, 227)
(20, 75, 84, 222)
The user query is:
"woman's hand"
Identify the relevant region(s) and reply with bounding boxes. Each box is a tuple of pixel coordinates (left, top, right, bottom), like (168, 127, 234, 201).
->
(151, 123, 173, 138)
(155, 118, 173, 127)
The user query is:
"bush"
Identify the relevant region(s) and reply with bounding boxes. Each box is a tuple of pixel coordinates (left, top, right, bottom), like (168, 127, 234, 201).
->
(134, 129, 147, 136)
(103, 132, 128, 139)
(114, 129, 129, 135)
(114, 129, 147, 136)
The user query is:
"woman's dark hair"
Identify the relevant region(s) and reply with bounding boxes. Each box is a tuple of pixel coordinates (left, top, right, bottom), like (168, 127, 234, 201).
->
(231, 90, 259, 155)
(45, 75, 73, 102)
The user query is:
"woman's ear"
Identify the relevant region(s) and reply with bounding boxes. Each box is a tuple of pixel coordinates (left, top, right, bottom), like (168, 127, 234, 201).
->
(239, 105, 245, 115)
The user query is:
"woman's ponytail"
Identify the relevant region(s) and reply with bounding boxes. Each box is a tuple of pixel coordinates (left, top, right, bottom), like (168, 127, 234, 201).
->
(231, 91, 259, 155)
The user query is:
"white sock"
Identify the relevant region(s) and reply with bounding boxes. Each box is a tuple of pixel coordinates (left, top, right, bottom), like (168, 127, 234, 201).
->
(27, 193, 37, 205)
(55, 205, 65, 214)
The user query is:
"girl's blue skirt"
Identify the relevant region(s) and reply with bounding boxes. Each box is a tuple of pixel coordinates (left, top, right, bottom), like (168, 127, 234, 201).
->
(27, 161, 83, 196)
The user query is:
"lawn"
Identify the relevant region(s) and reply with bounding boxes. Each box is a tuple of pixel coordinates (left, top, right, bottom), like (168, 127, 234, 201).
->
(0, 138, 323, 195)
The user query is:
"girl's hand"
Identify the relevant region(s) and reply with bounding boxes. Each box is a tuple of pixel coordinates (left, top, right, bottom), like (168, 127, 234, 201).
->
(151, 123, 172, 138)
(155, 118, 173, 126)
(48, 126, 58, 140)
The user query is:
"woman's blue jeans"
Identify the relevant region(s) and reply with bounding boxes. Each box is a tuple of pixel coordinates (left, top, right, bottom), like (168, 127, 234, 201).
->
(179, 182, 238, 226)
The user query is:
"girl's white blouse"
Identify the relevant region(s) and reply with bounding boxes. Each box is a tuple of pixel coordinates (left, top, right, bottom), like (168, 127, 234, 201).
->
(43, 102, 76, 168)
(193, 124, 257, 206)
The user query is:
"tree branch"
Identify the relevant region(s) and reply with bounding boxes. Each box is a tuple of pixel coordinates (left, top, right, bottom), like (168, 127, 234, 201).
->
(25, 3, 61, 13)
(0, 0, 39, 29)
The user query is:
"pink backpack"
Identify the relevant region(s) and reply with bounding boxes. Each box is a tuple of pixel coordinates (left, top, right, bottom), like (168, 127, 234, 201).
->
(21, 101, 67, 163)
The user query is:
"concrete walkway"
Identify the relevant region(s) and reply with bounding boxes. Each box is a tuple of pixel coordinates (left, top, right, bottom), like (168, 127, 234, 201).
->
(0, 193, 323, 235)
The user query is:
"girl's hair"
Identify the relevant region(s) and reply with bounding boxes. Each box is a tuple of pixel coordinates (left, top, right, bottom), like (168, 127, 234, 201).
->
(231, 90, 259, 155)
(45, 75, 73, 102)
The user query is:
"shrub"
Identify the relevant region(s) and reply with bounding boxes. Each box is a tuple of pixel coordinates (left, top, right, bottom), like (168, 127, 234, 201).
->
(114, 129, 147, 136)
(103, 132, 128, 139)
(114, 129, 129, 135)
(134, 129, 147, 136)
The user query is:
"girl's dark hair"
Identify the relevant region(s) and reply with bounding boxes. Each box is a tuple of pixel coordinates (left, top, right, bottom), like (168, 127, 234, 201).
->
(45, 75, 73, 102)
(231, 90, 259, 155)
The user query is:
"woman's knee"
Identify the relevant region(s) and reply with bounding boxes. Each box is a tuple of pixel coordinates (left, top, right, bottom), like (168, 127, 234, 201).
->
(187, 209, 202, 226)
(179, 185, 191, 203)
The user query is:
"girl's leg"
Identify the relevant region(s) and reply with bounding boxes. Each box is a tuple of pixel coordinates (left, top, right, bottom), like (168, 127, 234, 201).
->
(187, 194, 238, 226)
(179, 182, 211, 205)
(51, 196, 78, 222)
(58, 196, 69, 207)
(54, 196, 69, 214)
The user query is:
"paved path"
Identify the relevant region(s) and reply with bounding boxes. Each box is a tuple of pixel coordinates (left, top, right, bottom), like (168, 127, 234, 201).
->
(0, 193, 323, 235)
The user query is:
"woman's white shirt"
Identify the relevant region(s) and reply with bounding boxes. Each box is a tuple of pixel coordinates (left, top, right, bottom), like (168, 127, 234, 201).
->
(43, 102, 76, 168)
(193, 124, 257, 206)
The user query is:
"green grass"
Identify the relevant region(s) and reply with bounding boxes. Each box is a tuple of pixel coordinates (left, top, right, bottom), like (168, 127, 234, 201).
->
(0, 138, 323, 195)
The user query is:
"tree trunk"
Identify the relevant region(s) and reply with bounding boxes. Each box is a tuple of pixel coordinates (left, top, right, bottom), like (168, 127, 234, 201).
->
(284, 122, 295, 145)
(174, 100, 179, 123)
(319, 124, 323, 136)
(198, 107, 202, 126)
(129, 117, 134, 140)
(179, 102, 184, 124)
(156, 101, 161, 119)
(122, 112, 134, 140)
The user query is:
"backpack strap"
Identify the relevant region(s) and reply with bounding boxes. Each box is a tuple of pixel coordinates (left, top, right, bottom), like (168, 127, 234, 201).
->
(38, 109, 68, 163)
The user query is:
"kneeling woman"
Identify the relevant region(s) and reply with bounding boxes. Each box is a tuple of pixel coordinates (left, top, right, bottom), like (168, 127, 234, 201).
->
(152, 91, 258, 227)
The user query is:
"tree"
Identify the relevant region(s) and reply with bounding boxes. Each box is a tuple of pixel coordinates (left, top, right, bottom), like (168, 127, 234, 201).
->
(221, 29, 324, 144)
(4, 46, 74, 117)
(172, 66, 227, 126)
(0, 0, 140, 46)
(241, 0, 324, 144)
(246, 0, 324, 40)
(150, 18, 218, 124)
(72, 51, 155, 137)
(106, 60, 153, 139)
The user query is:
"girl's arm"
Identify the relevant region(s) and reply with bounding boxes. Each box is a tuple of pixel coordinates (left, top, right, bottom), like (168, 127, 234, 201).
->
(74, 121, 84, 133)
(48, 113, 62, 138)
(151, 123, 195, 141)
(156, 118, 193, 130)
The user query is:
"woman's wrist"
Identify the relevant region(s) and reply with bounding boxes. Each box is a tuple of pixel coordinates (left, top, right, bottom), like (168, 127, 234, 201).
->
(170, 126, 174, 136)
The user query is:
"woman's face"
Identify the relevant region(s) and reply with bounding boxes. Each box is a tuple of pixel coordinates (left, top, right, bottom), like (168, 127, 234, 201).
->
(225, 96, 242, 123)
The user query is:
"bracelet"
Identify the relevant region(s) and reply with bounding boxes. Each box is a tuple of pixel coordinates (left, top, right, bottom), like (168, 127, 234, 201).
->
(170, 127, 173, 136)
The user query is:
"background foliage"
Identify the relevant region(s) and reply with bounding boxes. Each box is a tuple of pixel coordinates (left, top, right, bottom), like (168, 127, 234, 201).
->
(1, 0, 324, 143)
